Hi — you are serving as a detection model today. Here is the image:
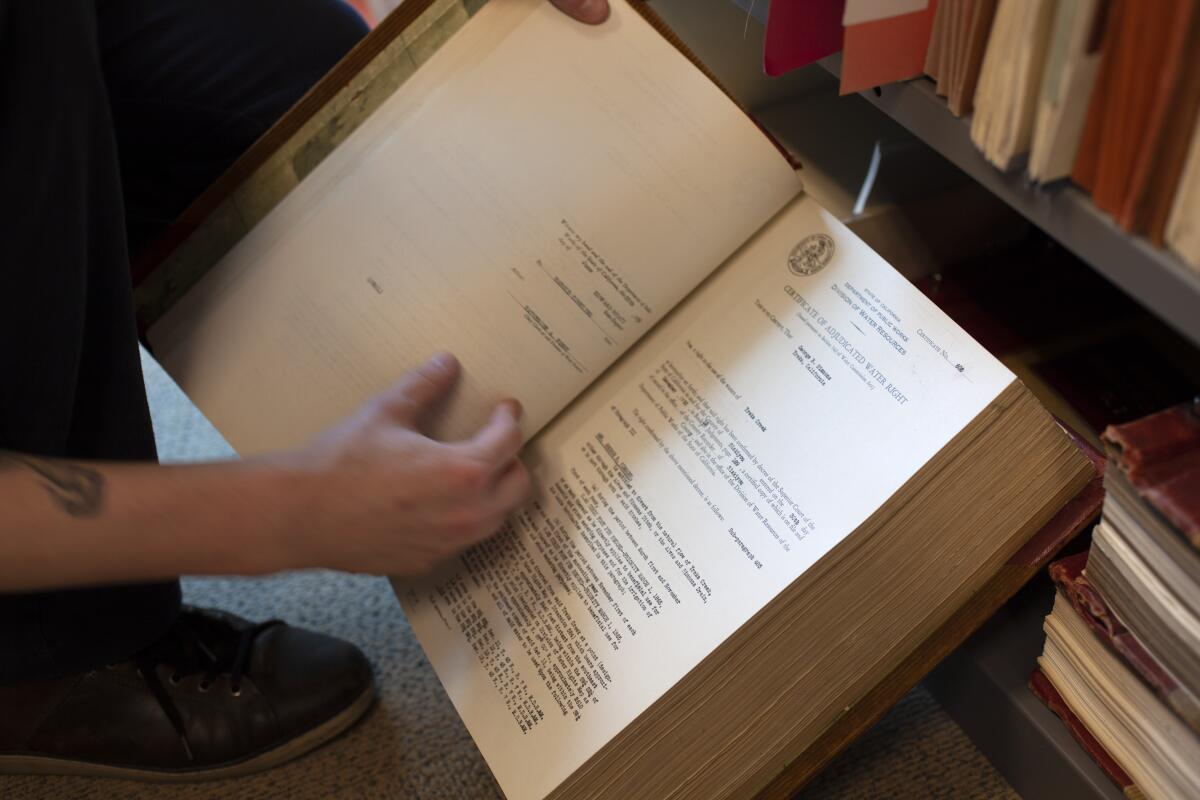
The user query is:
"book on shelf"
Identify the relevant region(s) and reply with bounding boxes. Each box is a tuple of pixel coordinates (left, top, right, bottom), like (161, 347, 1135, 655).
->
(923, 0, 1200, 269)
(1087, 404, 1200, 701)
(1028, 667, 1144, 800)
(1166, 105, 1200, 267)
(133, 2, 1097, 798)
(1037, 589, 1200, 799)
(758, 0, 1200, 270)
(1116, 0, 1200, 240)
(1074, 0, 1199, 224)
(969, 0, 1056, 170)
(1049, 550, 1200, 732)
(1036, 592, 1196, 800)
(1034, 402, 1200, 800)
(1027, 0, 1107, 184)
(924, 0, 998, 117)
(1102, 404, 1200, 552)
(838, 2, 938, 96)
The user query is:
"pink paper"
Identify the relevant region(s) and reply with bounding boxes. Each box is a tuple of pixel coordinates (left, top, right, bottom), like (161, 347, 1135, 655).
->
(764, 0, 848, 77)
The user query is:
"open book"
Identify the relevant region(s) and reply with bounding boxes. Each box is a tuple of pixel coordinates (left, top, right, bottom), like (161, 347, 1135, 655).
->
(141, 1, 1097, 798)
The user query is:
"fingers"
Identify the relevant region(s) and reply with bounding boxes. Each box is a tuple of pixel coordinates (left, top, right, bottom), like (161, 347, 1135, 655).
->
(375, 353, 459, 428)
(468, 399, 524, 468)
(490, 458, 532, 515)
(451, 459, 531, 547)
(550, 0, 610, 24)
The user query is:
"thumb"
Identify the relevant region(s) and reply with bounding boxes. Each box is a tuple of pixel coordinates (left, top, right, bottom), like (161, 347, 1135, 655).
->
(375, 353, 460, 429)
(550, 0, 610, 24)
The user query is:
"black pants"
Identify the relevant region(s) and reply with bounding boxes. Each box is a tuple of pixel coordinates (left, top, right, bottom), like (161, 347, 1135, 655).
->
(0, 0, 366, 682)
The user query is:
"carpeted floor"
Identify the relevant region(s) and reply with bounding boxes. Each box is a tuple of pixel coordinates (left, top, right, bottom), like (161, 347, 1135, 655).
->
(0, 352, 1021, 799)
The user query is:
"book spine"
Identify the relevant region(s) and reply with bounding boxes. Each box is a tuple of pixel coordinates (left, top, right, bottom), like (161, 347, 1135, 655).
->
(1028, 667, 1138, 793)
(1102, 403, 1200, 546)
(1049, 553, 1200, 733)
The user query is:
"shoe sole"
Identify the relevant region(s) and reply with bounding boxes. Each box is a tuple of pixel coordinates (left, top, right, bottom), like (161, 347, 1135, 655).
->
(0, 678, 376, 782)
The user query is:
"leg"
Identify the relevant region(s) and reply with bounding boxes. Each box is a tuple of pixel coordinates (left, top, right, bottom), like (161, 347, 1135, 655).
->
(0, 0, 178, 683)
(0, 0, 367, 682)
(0, 4, 374, 776)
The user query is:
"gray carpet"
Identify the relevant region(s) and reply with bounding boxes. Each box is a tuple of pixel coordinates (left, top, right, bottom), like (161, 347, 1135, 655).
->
(0, 352, 1020, 799)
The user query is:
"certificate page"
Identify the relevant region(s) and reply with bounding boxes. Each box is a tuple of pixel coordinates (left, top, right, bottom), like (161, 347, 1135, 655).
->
(399, 195, 1016, 800)
(148, 0, 800, 452)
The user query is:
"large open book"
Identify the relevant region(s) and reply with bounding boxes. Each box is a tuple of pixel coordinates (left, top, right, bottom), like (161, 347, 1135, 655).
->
(138, 1, 1099, 797)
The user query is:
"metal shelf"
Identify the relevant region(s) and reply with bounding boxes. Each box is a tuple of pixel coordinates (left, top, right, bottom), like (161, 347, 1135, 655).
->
(725, 0, 1200, 345)
(813, 52, 1200, 348)
(925, 573, 1126, 800)
(727, 0, 769, 24)
(706, 3, 1185, 794)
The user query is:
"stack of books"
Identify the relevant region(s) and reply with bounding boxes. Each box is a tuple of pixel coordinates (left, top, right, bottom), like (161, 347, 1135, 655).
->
(924, 0, 1200, 267)
(764, 0, 1200, 269)
(1033, 401, 1200, 799)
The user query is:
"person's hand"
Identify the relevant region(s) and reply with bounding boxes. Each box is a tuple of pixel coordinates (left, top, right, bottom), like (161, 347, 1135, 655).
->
(550, 0, 610, 24)
(280, 353, 530, 576)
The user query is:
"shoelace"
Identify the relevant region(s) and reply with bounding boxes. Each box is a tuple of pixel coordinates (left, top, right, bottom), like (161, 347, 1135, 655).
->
(133, 614, 284, 761)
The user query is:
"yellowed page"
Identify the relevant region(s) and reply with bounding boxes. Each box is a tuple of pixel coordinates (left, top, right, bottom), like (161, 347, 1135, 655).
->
(148, 0, 801, 452)
(400, 194, 1016, 800)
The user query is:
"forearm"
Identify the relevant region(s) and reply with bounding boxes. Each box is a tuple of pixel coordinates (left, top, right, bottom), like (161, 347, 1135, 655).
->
(0, 451, 308, 592)
(0, 356, 531, 591)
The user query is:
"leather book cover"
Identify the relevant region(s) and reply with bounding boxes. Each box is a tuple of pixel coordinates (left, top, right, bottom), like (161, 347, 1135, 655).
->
(1028, 667, 1140, 796)
(1116, 0, 1200, 235)
(923, 0, 946, 81)
(1071, 0, 1122, 193)
(949, 0, 996, 117)
(1103, 403, 1200, 546)
(1090, 0, 1180, 216)
(1142, 45, 1200, 246)
(1049, 552, 1200, 730)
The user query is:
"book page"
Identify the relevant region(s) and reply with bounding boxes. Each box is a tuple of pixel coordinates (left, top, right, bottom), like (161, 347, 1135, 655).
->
(399, 195, 1015, 800)
(147, 0, 800, 452)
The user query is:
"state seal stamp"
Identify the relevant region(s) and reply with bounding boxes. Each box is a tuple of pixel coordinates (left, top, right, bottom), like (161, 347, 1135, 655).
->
(787, 233, 835, 277)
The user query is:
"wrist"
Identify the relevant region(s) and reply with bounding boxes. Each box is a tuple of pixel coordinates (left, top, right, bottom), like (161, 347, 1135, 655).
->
(241, 451, 328, 574)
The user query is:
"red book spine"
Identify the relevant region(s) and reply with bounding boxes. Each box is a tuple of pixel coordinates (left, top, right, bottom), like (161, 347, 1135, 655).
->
(1029, 667, 1137, 793)
(1102, 403, 1200, 547)
(1049, 552, 1194, 724)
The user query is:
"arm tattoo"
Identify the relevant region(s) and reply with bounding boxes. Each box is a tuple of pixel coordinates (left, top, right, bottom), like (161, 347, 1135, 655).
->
(0, 451, 105, 518)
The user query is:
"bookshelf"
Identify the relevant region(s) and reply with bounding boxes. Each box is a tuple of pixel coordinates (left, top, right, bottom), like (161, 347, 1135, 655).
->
(925, 572, 1127, 800)
(726, 0, 1200, 347)
(687, 1, 1200, 797)
(728, 0, 768, 23)
(813, 52, 1200, 349)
